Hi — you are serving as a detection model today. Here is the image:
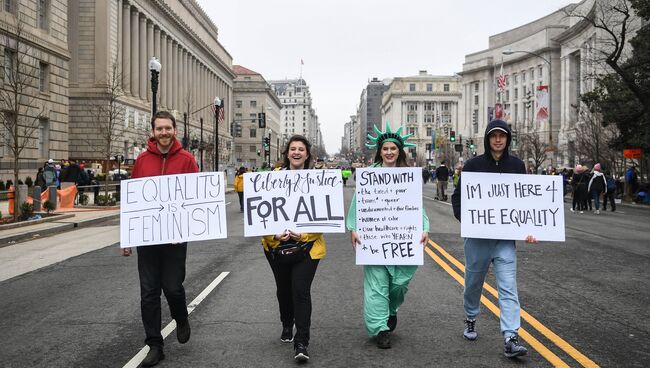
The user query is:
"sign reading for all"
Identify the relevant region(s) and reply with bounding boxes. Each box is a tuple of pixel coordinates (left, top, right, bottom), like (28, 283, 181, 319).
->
(355, 167, 423, 265)
(243, 169, 345, 237)
(120, 172, 227, 247)
(460, 172, 565, 242)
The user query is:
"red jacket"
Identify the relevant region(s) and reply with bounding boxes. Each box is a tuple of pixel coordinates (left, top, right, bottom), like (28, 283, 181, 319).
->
(131, 137, 198, 178)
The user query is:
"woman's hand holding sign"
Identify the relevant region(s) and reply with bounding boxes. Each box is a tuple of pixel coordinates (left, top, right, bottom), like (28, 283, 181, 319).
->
(350, 231, 361, 250)
(525, 235, 538, 244)
(420, 232, 429, 246)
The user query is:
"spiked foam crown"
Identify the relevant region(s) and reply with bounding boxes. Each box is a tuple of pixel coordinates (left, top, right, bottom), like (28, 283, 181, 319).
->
(366, 121, 415, 149)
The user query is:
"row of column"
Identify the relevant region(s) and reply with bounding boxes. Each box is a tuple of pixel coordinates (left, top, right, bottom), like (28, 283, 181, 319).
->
(116, 1, 231, 126)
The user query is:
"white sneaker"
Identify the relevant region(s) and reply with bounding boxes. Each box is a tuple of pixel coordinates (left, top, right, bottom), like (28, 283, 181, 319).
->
(596, 209, 600, 214)
(570, 208, 575, 212)
(580, 211, 584, 214)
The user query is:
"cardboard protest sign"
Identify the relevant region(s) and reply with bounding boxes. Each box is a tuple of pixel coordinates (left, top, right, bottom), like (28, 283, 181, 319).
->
(354, 167, 423, 265)
(460, 172, 565, 241)
(243, 169, 345, 237)
(120, 172, 227, 247)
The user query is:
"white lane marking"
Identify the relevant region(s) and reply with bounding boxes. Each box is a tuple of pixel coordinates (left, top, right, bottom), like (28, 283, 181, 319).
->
(226, 201, 231, 205)
(424, 196, 452, 206)
(123, 271, 230, 368)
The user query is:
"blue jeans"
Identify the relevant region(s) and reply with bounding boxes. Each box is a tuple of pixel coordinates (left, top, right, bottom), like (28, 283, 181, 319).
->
(463, 238, 520, 338)
(591, 190, 602, 210)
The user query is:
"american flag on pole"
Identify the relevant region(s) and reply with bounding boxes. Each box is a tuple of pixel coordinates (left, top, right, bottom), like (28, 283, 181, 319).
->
(211, 100, 225, 124)
(497, 64, 506, 92)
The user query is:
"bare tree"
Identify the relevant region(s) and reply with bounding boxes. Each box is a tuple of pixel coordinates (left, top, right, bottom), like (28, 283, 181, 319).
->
(0, 19, 47, 219)
(572, 102, 621, 170)
(86, 60, 126, 197)
(519, 133, 549, 173)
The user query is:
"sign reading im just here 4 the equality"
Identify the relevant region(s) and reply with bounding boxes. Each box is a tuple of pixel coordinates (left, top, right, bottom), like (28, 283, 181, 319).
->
(460, 172, 565, 242)
(120, 172, 227, 247)
(355, 167, 423, 265)
(243, 169, 345, 237)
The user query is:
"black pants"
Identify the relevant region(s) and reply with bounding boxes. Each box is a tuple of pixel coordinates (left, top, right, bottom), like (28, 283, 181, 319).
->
(603, 191, 616, 211)
(265, 251, 320, 346)
(237, 191, 244, 211)
(137, 243, 188, 347)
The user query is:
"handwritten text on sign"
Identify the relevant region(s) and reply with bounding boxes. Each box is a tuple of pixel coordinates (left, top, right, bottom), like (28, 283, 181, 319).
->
(355, 167, 423, 265)
(243, 169, 345, 237)
(120, 172, 227, 247)
(460, 172, 565, 241)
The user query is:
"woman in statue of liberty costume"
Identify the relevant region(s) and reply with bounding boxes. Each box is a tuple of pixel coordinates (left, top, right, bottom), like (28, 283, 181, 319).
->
(346, 122, 430, 349)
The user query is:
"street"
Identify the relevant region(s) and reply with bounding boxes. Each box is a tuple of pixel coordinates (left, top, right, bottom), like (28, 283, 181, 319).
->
(0, 180, 649, 368)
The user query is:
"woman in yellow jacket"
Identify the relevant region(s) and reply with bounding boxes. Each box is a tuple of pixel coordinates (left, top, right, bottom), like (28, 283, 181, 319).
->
(233, 166, 245, 212)
(261, 135, 325, 363)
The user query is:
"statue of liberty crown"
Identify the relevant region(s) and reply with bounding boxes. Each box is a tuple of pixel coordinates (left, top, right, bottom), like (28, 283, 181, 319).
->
(366, 121, 416, 149)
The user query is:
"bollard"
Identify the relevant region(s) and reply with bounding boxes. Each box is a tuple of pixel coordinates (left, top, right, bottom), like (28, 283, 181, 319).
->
(17, 184, 28, 216)
(33, 186, 42, 211)
(48, 185, 58, 209)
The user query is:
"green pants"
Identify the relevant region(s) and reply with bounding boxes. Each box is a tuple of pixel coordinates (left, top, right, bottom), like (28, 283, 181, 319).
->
(363, 265, 418, 336)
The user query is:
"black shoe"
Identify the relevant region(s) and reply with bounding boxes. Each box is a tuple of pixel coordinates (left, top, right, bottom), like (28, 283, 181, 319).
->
(177, 318, 191, 344)
(142, 345, 164, 367)
(294, 343, 309, 362)
(377, 330, 391, 349)
(504, 334, 528, 358)
(387, 315, 397, 332)
(281, 326, 294, 343)
(463, 319, 477, 340)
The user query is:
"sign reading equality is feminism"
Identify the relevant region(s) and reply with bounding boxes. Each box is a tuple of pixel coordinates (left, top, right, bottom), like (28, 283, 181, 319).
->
(243, 169, 345, 237)
(355, 167, 423, 265)
(460, 172, 565, 241)
(120, 172, 227, 247)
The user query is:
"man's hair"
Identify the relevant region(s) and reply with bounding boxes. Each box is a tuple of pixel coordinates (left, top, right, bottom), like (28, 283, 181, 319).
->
(150, 111, 176, 130)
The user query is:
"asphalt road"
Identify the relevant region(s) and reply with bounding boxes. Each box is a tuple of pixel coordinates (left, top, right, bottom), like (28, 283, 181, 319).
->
(0, 179, 648, 367)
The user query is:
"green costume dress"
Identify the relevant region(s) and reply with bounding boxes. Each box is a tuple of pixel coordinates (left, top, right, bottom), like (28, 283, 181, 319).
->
(346, 167, 430, 337)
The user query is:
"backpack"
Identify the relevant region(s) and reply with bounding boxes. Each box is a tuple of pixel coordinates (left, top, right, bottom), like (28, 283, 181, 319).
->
(79, 169, 90, 185)
(606, 177, 616, 191)
(43, 167, 56, 186)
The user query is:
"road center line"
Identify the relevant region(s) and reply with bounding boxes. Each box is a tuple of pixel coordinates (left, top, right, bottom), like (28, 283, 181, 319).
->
(427, 240, 599, 368)
(122, 271, 230, 368)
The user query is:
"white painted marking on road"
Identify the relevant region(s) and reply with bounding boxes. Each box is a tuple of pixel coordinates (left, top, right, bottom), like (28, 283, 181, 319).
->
(122, 271, 230, 368)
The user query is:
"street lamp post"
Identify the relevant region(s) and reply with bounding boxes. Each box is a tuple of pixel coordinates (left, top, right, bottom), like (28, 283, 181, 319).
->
(148, 57, 161, 115)
(502, 49, 553, 163)
(212, 97, 222, 172)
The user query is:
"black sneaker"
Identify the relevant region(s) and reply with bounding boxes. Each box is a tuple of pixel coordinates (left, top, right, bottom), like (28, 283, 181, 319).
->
(504, 334, 528, 358)
(177, 318, 191, 344)
(141, 345, 164, 367)
(463, 319, 477, 340)
(387, 315, 397, 332)
(281, 326, 294, 343)
(294, 343, 309, 362)
(377, 330, 391, 349)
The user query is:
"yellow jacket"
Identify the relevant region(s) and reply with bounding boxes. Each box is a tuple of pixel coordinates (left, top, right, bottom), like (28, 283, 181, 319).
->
(234, 174, 244, 192)
(262, 232, 326, 260)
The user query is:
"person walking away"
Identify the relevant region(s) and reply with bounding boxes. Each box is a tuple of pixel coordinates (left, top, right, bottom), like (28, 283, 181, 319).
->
(603, 171, 617, 212)
(121, 111, 199, 367)
(234, 166, 245, 212)
(451, 119, 538, 358)
(348, 123, 430, 349)
(435, 161, 450, 201)
(571, 165, 588, 213)
(588, 163, 607, 215)
(35, 167, 46, 192)
(261, 135, 325, 362)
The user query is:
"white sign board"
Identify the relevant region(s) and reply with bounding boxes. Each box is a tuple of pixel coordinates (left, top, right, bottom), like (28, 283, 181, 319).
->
(460, 172, 565, 241)
(120, 172, 227, 247)
(243, 169, 345, 237)
(355, 167, 423, 265)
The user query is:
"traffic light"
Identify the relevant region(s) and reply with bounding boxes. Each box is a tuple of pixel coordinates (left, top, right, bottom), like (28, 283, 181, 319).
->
(263, 137, 270, 151)
(258, 112, 266, 128)
(450, 130, 456, 142)
(257, 150, 261, 157)
(472, 110, 478, 123)
(469, 139, 475, 150)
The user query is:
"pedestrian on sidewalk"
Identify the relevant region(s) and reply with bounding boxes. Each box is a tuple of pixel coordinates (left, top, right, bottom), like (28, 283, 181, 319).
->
(435, 161, 450, 201)
(234, 166, 246, 212)
(451, 119, 538, 359)
(603, 170, 617, 212)
(588, 163, 607, 215)
(121, 111, 198, 367)
(260, 135, 325, 363)
(571, 165, 589, 213)
(348, 123, 430, 349)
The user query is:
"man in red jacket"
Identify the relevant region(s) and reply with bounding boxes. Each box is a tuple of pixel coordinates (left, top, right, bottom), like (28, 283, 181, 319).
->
(122, 110, 199, 367)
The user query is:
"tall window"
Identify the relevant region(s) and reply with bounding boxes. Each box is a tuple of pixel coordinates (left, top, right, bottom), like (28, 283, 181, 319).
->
(426, 127, 432, 137)
(407, 103, 417, 111)
(250, 100, 257, 107)
(3, 112, 15, 156)
(250, 128, 256, 138)
(4, 48, 16, 81)
(514, 88, 518, 100)
(426, 83, 432, 92)
(249, 113, 256, 123)
(39, 118, 49, 158)
(4, 0, 16, 14)
(474, 95, 479, 105)
(474, 83, 479, 92)
(408, 127, 416, 135)
(39, 62, 49, 93)
(38, 0, 49, 30)
(235, 100, 242, 108)
(443, 84, 450, 92)
(409, 83, 415, 92)
(442, 102, 450, 111)
(424, 102, 434, 111)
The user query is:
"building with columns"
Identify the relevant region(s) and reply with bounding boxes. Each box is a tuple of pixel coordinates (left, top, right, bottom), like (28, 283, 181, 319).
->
(67, 0, 235, 172)
(381, 71, 462, 166)
(232, 65, 281, 168)
(0, 0, 69, 179)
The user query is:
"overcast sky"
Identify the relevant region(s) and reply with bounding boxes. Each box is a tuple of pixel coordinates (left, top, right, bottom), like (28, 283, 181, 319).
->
(196, 0, 576, 154)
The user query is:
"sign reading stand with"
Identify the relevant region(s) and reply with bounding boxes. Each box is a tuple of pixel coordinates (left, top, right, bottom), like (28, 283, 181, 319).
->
(120, 172, 227, 247)
(460, 172, 565, 241)
(355, 167, 423, 265)
(243, 169, 345, 237)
